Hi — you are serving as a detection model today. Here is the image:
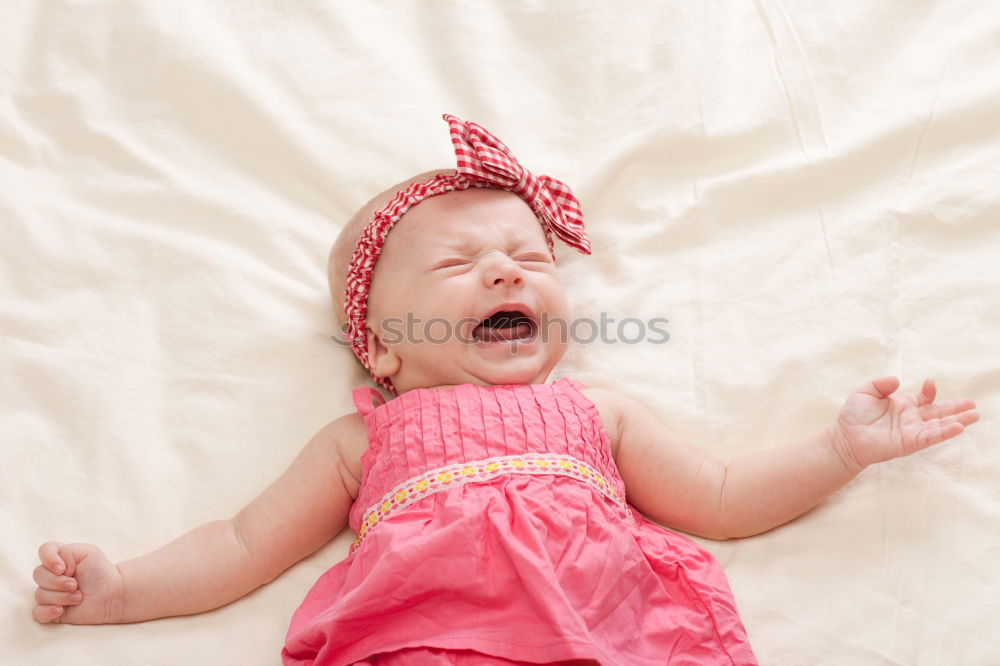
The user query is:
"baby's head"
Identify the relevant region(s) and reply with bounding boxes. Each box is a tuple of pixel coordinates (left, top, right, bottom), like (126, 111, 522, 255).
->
(330, 115, 591, 395)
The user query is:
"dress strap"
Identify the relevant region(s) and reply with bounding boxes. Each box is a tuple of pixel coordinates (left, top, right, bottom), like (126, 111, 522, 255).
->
(351, 387, 385, 427)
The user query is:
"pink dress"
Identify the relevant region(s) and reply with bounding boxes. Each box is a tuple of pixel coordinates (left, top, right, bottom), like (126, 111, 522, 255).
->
(283, 379, 757, 665)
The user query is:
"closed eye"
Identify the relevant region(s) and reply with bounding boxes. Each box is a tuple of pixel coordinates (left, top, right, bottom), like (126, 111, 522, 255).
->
(431, 257, 471, 270)
(514, 252, 552, 264)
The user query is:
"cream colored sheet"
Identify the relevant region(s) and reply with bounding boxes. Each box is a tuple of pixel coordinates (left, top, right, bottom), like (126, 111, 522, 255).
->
(2, 1, 998, 664)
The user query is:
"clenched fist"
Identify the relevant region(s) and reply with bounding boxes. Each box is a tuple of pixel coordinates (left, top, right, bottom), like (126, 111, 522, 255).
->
(32, 542, 125, 625)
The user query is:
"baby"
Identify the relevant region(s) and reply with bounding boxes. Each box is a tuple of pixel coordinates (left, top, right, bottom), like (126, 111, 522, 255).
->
(31, 115, 979, 665)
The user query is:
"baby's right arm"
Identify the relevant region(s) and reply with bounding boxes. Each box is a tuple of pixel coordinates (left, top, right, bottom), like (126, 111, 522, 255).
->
(32, 412, 368, 624)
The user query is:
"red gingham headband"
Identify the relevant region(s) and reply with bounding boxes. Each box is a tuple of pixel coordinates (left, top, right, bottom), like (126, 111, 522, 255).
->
(344, 113, 591, 394)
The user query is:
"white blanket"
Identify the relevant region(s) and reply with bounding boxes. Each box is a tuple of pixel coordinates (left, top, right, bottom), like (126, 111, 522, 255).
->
(3, 2, 997, 664)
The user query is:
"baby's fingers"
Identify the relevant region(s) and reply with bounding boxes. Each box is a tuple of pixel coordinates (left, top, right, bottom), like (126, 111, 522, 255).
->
(34, 586, 83, 607)
(38, 541, 66, 575)
(920, 397, 977, 420)
(32, 604, 65, 624)
(916, 417, 973, 450)
(32, 563, 78, 592)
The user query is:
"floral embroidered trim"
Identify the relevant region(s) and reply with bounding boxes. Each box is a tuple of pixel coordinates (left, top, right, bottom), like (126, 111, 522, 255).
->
(351, 453, 633, 552)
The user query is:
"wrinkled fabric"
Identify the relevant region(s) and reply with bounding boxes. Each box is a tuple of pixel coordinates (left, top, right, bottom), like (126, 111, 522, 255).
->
(353, 647, 600, 664)
(283, 379, 756, 665)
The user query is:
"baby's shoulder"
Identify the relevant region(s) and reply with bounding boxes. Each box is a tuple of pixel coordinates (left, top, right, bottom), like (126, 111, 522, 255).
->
(313, 411, 370, 490)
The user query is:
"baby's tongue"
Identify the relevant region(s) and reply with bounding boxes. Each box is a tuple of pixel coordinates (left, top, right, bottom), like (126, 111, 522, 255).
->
(476, 322, 531, 342)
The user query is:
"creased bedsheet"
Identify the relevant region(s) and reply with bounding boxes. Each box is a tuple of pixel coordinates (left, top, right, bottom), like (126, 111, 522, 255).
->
(2, 1, 998, 664)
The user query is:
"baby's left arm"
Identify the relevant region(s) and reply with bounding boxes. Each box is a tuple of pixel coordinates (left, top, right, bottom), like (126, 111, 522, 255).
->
(591, 377, 978, 540)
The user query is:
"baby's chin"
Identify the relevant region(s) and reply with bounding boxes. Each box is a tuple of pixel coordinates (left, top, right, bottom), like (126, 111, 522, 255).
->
(394, 361, 556, 393)
(463, 356, 561, 387)
(470, 369, 553, 387)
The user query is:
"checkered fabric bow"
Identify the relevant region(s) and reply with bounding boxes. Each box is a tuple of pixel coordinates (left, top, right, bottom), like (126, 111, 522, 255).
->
(444, 114, 591, 255)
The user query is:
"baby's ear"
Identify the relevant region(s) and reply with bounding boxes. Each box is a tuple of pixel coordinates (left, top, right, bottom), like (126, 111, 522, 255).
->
(366, 326, 401, 379)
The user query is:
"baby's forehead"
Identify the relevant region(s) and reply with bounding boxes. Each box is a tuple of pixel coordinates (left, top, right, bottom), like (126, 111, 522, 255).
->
(393, 188, 547, 247)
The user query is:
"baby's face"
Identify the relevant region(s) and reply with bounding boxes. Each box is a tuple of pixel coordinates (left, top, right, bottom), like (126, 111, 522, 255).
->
(365, 188, 570, 393)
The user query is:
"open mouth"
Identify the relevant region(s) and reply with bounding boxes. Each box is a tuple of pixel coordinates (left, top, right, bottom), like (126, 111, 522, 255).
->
(472, 310, 537, 343)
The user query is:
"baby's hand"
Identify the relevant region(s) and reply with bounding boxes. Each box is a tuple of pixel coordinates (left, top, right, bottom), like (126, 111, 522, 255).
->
(32, 542, 125, 624)
(831, 376, 979, 472)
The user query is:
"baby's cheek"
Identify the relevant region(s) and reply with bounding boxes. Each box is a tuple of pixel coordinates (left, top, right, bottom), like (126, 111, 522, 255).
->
(538, 313, 570, 348)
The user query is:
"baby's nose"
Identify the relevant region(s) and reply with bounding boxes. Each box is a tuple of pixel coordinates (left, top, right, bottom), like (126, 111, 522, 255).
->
(483, 254, 523, 287)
